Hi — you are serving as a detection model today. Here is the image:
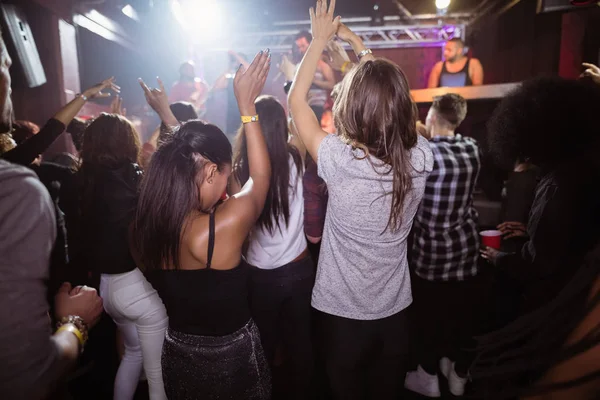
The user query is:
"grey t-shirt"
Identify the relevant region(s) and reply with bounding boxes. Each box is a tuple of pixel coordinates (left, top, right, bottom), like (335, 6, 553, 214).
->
(0, 160, 59, 398)
(313, 134, 433, 320)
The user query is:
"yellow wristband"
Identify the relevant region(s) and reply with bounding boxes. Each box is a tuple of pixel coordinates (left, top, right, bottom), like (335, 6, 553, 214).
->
(57, 323, 85, 347)
(241, 115, 259, 124)
(341, 61, 351, 75)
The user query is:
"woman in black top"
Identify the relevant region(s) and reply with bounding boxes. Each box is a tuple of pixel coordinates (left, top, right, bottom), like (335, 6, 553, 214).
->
(133, 51, 272, 399)
(76, 113, 168, 400)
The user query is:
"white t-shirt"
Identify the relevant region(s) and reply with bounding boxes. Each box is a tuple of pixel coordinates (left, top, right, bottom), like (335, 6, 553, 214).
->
(312, 134, 433, 320)
(246, 154, 307, 269)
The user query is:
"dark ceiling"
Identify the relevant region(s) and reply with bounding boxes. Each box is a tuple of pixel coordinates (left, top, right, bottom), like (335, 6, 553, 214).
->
(109, 0, 490, 22)
(264, 0, 486, 19)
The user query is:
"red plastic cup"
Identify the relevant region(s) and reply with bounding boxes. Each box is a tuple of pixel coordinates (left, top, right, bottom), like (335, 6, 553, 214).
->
(480, 230, 502, 250)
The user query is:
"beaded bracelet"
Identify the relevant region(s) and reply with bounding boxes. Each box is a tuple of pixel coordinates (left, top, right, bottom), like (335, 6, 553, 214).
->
(57, 315, 89, 349)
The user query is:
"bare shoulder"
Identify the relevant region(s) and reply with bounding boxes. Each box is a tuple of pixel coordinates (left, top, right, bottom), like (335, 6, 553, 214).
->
(433, 61, 443, 71)
(470, 58, 483, 68)
(184, 203, 244, 268)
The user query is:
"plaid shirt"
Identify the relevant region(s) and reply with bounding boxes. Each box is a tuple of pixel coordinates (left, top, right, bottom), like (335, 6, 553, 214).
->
(411, 134, 481, 281)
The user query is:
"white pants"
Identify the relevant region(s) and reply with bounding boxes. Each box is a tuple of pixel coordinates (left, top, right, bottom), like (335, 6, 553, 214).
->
(100, 268, 168, 400)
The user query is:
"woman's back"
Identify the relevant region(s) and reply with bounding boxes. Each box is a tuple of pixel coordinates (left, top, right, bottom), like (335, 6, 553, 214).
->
(78, 162, 141, 275)
(312, 134, 433, 320)
(246, 154, 306, 269)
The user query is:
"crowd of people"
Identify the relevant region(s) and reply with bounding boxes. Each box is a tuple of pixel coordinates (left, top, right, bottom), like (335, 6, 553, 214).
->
(1, 0, 600, 399)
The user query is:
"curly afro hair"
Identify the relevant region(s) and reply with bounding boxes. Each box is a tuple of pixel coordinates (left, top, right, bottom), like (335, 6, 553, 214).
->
(487, 77, 600, 170)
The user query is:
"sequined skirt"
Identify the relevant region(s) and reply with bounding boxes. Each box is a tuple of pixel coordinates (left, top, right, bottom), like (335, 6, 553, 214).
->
(162, 319, 271, 400)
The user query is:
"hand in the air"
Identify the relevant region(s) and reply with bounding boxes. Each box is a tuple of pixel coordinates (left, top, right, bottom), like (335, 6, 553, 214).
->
(110, 95, 126, 116)
(310, 0, 341, 43)
(335, 22, 355, 43)
(233, 49, 271, 115)
(278, 55, 296, 81)
(138, 77, 170, 115)
(325, 40, 351, 71)
(83, 77, 120, 99)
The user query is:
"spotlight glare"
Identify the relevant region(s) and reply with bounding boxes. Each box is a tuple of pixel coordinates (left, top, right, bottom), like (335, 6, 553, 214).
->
(435, 0, 451, 9)
(172, 0, 224, 41)
(121, 4, 139, 21)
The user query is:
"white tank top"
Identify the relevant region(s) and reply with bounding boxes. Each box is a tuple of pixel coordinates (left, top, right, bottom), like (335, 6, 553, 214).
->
(246, 154, 307, 269)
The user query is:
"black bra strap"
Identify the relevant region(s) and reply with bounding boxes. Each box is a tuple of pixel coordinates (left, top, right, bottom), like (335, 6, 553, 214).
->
(207, 212, 215, 269)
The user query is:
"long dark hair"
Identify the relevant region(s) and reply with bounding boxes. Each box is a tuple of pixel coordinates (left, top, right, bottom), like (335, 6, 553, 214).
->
(232, 95, 302, 234)
(78, 113, 142, 216)
(487, 77, 600, 171)
(333, 59, 419, 232)
(133, 120, 232, 271)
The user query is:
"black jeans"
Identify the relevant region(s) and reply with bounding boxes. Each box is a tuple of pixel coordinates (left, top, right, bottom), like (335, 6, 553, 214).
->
(314, 307, 411, 400)
(411, 273, 491, 376)
(249, 255, 316, 399)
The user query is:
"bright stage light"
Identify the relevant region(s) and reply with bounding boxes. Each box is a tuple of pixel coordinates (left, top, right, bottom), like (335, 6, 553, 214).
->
(171, 0, 225, 42)
(121, 4, 139, 21)
(435, 0, 451, 9)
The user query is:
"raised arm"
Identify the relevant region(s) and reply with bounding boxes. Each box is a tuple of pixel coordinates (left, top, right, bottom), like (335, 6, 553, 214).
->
(336, 22, 375, 63)
(288, 0, 340, 162)
(2, 77, 118, 166)
(224, 50, 272, 231)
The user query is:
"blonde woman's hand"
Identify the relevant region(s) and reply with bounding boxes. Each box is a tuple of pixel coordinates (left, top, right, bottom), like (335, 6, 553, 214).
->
(310, 0, 341, 43)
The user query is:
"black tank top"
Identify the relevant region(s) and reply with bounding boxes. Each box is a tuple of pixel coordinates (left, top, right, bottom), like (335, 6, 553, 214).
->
(439, 58, 472, 88)
(148, 212, 251, 336)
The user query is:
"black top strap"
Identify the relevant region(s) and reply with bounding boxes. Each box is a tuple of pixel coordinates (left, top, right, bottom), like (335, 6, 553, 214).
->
(207, 212, 215, 269)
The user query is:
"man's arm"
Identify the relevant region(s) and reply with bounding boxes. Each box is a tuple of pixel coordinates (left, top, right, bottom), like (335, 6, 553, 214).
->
(470, 58, 484, 86)
(0, 165, 76, 399)
(427, 62, 443, 88)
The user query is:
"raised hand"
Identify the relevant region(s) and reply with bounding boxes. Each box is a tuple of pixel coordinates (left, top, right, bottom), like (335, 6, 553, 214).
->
(310, 0, 341, 43)
(336, 22, 355, 43)
(110, 94, 126, 116)
(325, 40, 351, 71)
(139, 77, 179, 127)
(233, 49, 271, 115)
(581, 63, 600, 86)
(83, 77, 120, 99)
(138, 77, 170, 115)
